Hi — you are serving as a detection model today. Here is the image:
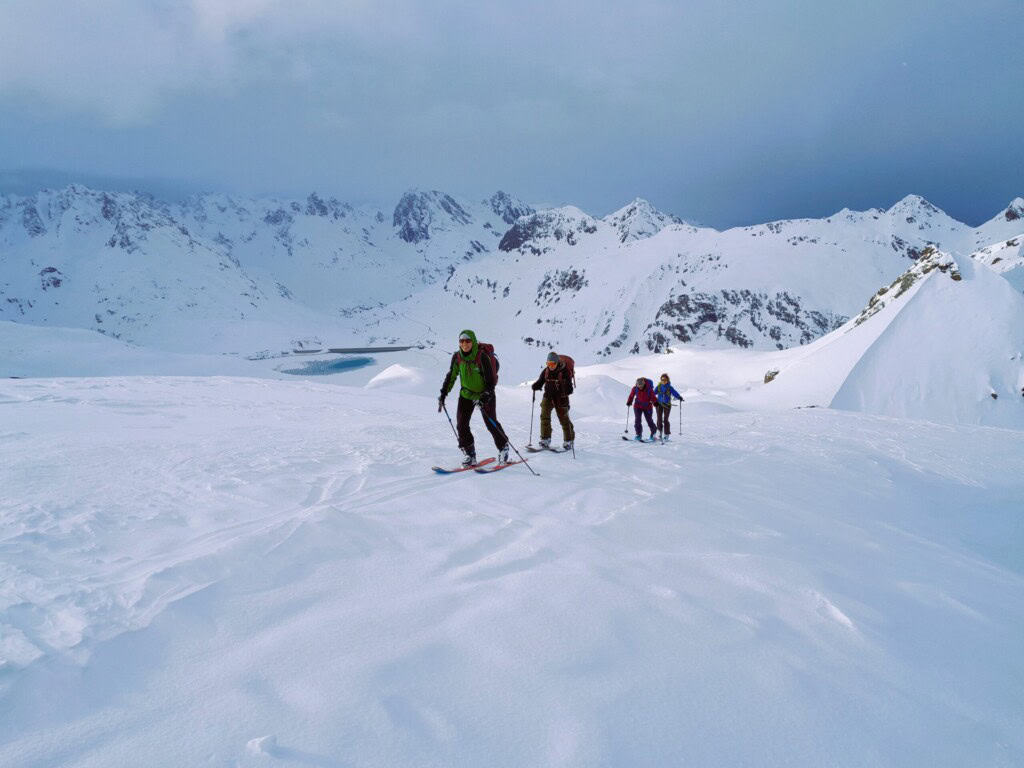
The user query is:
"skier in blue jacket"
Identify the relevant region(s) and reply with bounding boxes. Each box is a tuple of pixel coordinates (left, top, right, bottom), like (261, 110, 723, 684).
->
(653, 373, 684, 440)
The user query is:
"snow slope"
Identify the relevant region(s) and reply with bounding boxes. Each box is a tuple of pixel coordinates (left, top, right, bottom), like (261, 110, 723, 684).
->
(831, 257, 1024, 427)
(1, 374, 1022, 767)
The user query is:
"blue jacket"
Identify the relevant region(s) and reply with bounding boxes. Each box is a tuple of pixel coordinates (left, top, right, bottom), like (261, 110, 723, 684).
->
(654, 382, 683, 405)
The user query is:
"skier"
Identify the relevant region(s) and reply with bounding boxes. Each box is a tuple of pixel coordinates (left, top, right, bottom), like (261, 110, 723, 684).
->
(626, 376, 658, 441)
(438, 329, 510, 466)
(653, 372, 684, 440)
(531, 351, 575, 450)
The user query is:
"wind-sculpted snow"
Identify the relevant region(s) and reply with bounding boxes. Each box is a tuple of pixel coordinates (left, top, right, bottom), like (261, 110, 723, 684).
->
(0, 374, 1022, 766)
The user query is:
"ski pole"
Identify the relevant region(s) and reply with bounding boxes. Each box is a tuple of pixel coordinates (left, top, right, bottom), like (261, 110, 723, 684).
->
(441, 401, 459, 440)
(529, 390, 536, 446)
(480, 406, 539, 477)
(624, 405, 630, 435)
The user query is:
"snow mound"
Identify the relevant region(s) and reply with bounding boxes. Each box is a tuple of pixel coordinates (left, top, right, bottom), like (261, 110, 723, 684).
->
(831, 256, 1024, 427)
(364, 363, 426, 391)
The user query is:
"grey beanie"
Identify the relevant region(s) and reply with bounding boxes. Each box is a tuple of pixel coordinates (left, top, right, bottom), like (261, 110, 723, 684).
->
(546, 352, 560, 364)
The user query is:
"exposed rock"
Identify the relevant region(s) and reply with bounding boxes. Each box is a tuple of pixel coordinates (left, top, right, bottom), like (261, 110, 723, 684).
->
(498, 208, 599, 254)
(39, 267, 63, 291)
(393, 190, 473, 243)
(486, 191, 534, 225)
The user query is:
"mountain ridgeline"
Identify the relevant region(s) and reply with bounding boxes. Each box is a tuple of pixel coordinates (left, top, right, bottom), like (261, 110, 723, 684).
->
(1, 185, 1022, 361)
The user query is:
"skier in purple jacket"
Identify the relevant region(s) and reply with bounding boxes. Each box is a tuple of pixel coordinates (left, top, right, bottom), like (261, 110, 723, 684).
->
(626, 377, 658, 441)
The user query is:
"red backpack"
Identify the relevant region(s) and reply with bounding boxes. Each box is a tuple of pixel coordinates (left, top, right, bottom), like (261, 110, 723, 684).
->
(558, 354, 575, 387)
(475, 342, 500, 384)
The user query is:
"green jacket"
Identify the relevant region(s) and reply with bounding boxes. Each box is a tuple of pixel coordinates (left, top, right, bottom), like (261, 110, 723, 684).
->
(440, 329, 495, 401)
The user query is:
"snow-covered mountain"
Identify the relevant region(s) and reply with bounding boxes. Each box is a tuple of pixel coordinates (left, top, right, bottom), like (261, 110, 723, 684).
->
(2, 186, 1021, 369)
(365, 193, 1024, 370)
(0, 186, 532, 353)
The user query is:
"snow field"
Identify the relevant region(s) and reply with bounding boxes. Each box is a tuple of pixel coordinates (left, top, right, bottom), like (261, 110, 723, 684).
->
(1, 375, 1022, 766)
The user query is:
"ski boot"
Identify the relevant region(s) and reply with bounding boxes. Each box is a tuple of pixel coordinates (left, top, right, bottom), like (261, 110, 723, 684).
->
(498, 444, 511, 464)
(538, 438, 550, 449)
(562, 440, 573, 451)
(461, 449, 477, 468)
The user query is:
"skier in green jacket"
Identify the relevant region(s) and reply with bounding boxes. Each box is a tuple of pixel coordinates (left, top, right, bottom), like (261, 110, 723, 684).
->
(438, 329, 510, 466)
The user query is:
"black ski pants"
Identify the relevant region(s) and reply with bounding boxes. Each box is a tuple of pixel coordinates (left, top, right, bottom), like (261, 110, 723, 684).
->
(457, 395, 508, 454)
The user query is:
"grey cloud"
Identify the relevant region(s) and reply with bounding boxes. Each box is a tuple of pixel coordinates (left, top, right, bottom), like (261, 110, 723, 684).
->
(0, 0, 1020, 226)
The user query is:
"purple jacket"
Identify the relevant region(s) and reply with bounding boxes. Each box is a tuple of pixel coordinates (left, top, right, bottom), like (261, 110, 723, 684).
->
(627, 379, 657, 410)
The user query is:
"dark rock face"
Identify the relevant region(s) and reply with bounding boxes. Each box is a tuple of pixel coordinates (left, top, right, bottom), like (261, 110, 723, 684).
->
(644, 288, 845, 352)
(498, 219, 535, 252)
(535, 268, 588, 308)
(498, 211, 598, 253)
(1006, 205, 1022, 222)
(487, 191, 534, 225)
(305, 193, 329, 217)
(393, 191, 472, 243)
(39, 266, 63, 290)
(21, 202, 46, 237)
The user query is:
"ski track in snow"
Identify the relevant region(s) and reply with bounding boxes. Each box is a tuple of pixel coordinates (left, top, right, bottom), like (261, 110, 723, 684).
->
(1, 376, 1023, 767)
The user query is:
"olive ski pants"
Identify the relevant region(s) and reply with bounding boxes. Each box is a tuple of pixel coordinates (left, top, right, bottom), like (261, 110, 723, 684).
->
(456, 395, 508, 454)
(540, 397, 575, 441)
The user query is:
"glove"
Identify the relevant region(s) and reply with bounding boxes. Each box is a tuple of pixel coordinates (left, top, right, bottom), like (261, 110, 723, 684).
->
(437, 395, 445, 413)
(479, 390, 493, 404)
(531, 382, 542, 392)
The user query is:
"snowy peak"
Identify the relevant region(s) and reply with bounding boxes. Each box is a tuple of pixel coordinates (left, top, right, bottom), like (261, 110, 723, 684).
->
(886, 193, 942, 215)
(392, 189, 474, 243)
(497, 206, 601, 254)
(603, 198, 684, 243)
(485, 191, 534, 225)
(884, 194, 951, 227)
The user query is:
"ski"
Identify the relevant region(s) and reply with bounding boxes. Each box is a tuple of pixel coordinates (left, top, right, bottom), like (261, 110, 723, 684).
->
(432, 457, 495, 474)
(526, 445, 565, 454)
(474, 459, 529, 473)
(622, 436, 658, 443)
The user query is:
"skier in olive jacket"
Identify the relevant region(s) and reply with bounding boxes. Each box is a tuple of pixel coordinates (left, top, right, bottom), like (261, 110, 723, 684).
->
(531, 351, 575, 450)
(438, 329, 509, 466)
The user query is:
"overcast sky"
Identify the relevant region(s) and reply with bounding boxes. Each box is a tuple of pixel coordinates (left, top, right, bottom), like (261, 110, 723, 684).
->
(0, 0, 1020, 227)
